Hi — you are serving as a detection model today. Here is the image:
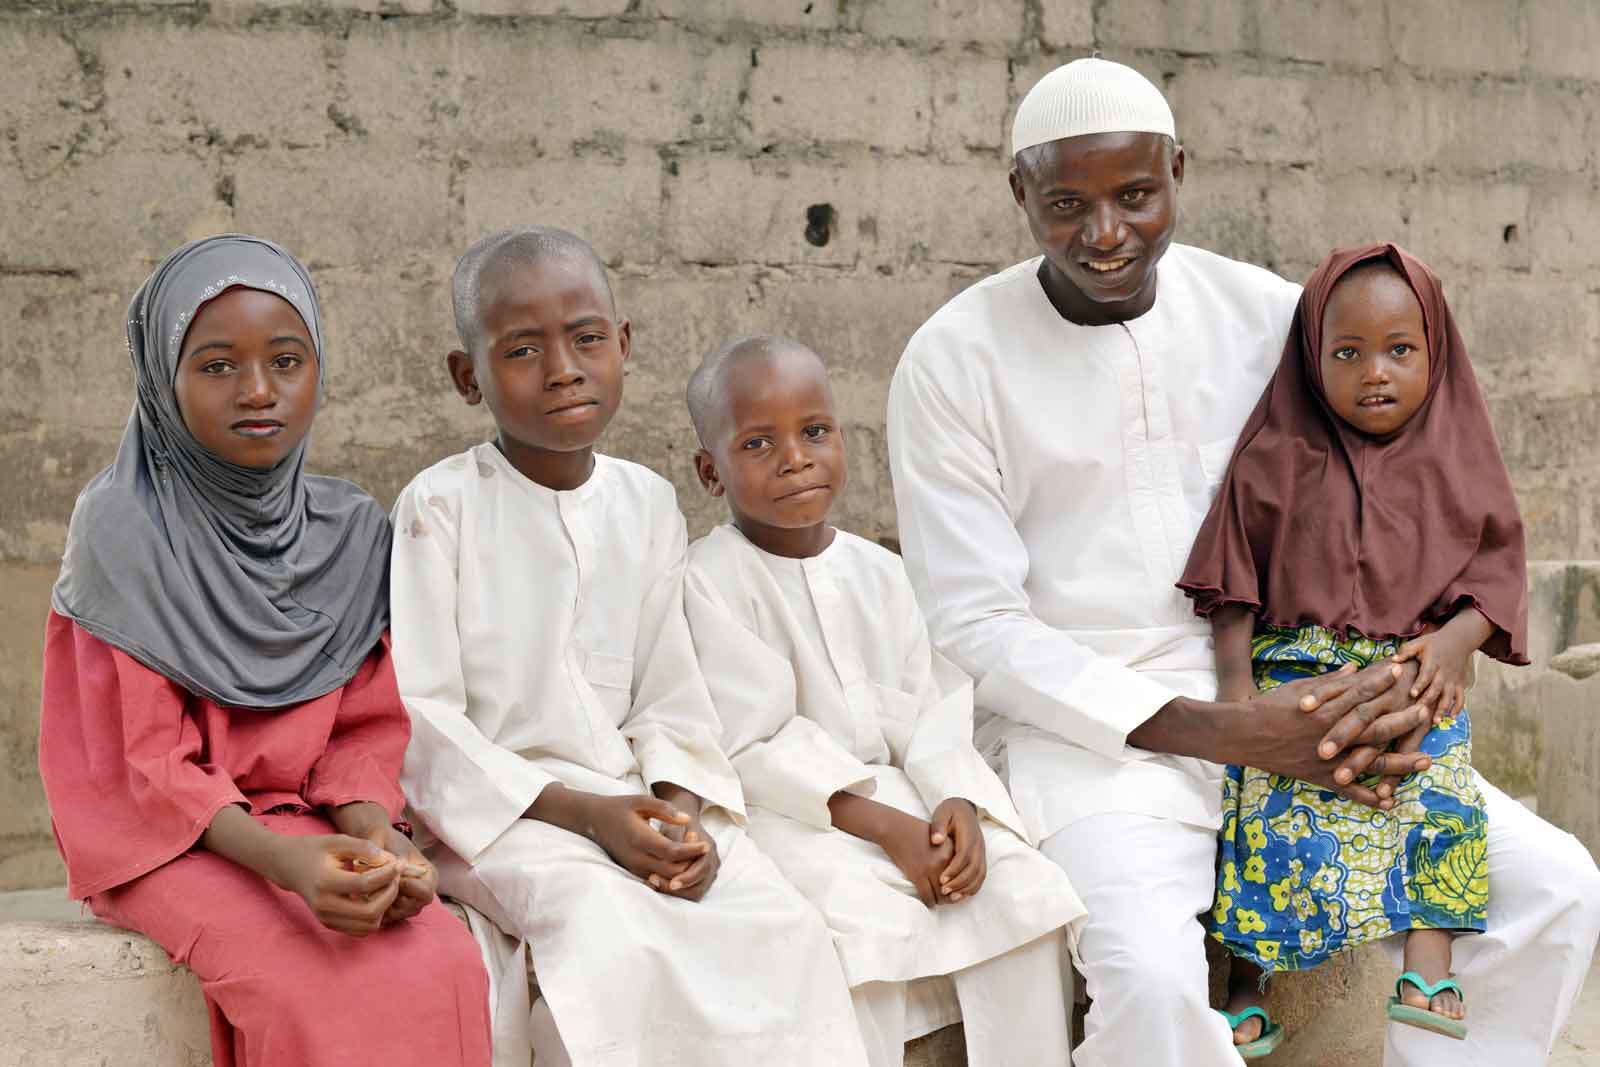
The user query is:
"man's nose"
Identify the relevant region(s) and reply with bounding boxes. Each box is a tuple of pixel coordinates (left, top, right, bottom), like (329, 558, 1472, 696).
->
(1082, 204, 1125, 251)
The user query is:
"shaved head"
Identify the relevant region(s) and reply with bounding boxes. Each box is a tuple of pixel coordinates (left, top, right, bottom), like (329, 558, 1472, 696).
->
(451, 226, 614, 354)
(686, 335, 823, 447)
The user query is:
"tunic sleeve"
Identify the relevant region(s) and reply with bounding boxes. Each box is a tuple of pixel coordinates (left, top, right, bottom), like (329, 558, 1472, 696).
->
(888, 350, 1177, 758)
(37, 612, 248, 899)
(302, 638, 409, 821)
(685, 564, 876, 831)
(390, 482, 557, 863)
(619, 501, 746, 819)
(891, 594, 1032, 844)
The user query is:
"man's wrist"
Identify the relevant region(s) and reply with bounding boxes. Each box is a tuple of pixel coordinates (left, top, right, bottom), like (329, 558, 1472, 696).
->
(1128, 695, 1237, 764)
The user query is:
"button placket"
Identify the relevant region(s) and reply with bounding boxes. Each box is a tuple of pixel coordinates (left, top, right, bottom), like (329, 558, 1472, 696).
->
(803, 557, 875, 757)
(1114, 325, 1170, 584)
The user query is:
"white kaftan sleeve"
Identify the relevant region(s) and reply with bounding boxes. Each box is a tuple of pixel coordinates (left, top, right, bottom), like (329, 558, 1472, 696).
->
(685, 565, 877, 831)
(891, 595, 1033, 843)
(888, 349, 1177, 760)
(389, 481, 556, 863)
(619, 502, 747, 820)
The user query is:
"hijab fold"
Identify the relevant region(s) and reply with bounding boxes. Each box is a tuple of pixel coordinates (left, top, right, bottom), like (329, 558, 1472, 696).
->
(52, 235, 393, 708)
(1178, 243, 1528, 664)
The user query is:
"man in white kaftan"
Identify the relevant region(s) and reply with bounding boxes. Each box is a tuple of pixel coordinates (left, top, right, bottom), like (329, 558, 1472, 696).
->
(686, 522, 1086, 1067)
(390, 443, 867, 1067)
(888, 58, 1600, 1067)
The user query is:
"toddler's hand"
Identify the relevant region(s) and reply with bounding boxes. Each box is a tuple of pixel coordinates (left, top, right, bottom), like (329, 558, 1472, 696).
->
(1393, 630, 1475, 722)
(930, 798, 986, 902)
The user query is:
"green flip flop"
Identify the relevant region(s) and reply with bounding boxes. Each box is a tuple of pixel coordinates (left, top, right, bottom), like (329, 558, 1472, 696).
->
(1217, 1006, 1285, 1059)
(1386, 971, 1468, 1040)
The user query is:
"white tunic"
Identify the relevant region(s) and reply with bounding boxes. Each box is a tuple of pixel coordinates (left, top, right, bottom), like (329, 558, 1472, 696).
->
(887, 245, 1301, 840)
(684, 524, 1086, 987)
(390, 444, 866, 1067)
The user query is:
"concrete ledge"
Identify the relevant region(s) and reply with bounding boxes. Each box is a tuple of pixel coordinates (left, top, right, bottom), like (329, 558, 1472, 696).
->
(0, 917, 968, 1065)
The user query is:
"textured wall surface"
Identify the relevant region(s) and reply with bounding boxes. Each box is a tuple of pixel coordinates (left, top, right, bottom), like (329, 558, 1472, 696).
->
(1, 0, 1597, 885)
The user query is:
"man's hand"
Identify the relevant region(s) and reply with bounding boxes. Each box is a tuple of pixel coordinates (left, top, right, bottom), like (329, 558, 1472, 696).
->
(930, 798, 986, 902)
(1229, 660, 1432, 806)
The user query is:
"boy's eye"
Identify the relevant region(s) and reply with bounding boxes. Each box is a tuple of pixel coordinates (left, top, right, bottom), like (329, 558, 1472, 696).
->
(505, 346, 536, 360)
(803, 424, 830, 440)
(740, 437, 769, 452)
(576, 332, 604, 346)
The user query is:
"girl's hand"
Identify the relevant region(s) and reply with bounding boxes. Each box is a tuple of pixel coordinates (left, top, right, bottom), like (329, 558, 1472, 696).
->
(930, 798, 986, 902)
(272, 834, 402, 937)
(363, 825, 436, 925)
(876, 807, 956, 908)
(1393, 609, 1491, 722)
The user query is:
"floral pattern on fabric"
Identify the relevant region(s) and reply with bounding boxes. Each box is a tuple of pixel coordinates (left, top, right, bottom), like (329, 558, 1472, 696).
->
(1209, 623, 1488, 973)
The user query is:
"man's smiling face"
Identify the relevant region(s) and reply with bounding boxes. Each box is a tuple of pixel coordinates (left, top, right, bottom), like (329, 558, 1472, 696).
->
(1009, 131, 1184, 326)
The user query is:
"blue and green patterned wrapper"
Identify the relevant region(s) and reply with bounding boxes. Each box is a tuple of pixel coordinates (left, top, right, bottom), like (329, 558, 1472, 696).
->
(1210, 623, 1488, 973)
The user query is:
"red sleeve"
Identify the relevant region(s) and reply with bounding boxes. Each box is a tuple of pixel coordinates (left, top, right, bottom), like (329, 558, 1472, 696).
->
(37, 613, 248, 899)
(302, 635, 409, 821)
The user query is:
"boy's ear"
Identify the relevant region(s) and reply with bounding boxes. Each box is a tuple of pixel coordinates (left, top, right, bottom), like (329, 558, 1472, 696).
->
(617, 318, 632, 375)
(446, 349, 482, 405)
(693, 448, 725, 497)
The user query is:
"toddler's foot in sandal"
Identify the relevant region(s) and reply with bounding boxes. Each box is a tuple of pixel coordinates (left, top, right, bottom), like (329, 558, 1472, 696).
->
(1402, 929, 1465, 1021)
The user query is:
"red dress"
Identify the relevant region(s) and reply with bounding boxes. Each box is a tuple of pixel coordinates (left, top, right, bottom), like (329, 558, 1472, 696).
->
(37, 612, 492, 1067)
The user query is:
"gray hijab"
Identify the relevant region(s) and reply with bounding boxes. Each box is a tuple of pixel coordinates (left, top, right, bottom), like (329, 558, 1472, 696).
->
(52, 234, 391, 709)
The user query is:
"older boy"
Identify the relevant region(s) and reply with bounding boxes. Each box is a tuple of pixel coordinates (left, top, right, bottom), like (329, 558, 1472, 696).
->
(389, 228, 867, 1067)
(888, 59, 1600, 1066)
(684, 336, 1084, 1067)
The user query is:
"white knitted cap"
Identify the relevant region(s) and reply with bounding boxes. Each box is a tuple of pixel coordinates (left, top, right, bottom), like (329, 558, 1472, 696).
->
(1011, 58, 1175, 157)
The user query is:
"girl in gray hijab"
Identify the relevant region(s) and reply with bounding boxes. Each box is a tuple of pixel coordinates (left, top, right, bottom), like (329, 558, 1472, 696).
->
(38, 235, 492, 1066)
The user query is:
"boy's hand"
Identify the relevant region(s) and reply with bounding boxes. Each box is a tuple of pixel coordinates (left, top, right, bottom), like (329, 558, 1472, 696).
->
(651, 813, 721, 901)
(876, 807, 956, 908)
(930, 798, 986, 902)
(584, 794, 712, 887)
(272, 834, 401, 937)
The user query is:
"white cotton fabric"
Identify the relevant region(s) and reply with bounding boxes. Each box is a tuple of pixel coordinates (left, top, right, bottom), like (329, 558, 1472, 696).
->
(390, 444, 866, 1067)
(887, 244, 1302, 841)
(684, 524, 1086, 995)
(1011, 57, 1176, 157)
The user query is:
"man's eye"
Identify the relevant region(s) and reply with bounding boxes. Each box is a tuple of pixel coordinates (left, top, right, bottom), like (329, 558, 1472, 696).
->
(1052, 199, 1079, 212)
(1121, 189, 1148, 204)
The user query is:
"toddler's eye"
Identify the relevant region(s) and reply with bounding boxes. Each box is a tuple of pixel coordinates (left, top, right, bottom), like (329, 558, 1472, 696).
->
(1331, 346, 1358, 362)
(1391, 343, 1415, 357)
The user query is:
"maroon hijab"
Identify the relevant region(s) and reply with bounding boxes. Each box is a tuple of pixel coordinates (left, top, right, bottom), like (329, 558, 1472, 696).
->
(1177, 243, 1527, 664)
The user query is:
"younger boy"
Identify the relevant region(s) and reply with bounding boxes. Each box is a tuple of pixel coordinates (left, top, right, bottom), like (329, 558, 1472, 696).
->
(683, 335, 1087, 1067)
(389, 230, 867, 1067)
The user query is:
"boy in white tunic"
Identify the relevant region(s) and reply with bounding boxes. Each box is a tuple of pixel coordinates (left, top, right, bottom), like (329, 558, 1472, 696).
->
(683, 335, 1086, 1067)
(389, 228, 868, 1067)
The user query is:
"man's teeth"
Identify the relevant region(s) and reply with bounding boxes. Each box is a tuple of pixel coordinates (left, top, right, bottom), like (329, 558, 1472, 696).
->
(1086, 258, 1132, 273)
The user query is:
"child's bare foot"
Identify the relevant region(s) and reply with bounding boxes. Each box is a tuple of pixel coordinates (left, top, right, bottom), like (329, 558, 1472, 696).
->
(1225, 960, 1270, 1045)
(1401, 928, 1465, 1020)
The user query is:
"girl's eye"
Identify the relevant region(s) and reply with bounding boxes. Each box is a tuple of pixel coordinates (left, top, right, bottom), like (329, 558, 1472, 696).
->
(803, 424, 830, 440)
(271, 354, 302, 370)
(200, 360, 231, 375)
(1331, 346, 1358, 362)
(1391, 343, 1415, 358)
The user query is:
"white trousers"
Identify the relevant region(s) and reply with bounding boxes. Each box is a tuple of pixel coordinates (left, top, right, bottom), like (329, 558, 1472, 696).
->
(849, 930, 1074, 1067)
(1040, 773, 1600, 1067)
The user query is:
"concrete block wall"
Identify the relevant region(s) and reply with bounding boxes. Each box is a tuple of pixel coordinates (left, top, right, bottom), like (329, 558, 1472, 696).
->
(1, 1, 1598, 886)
